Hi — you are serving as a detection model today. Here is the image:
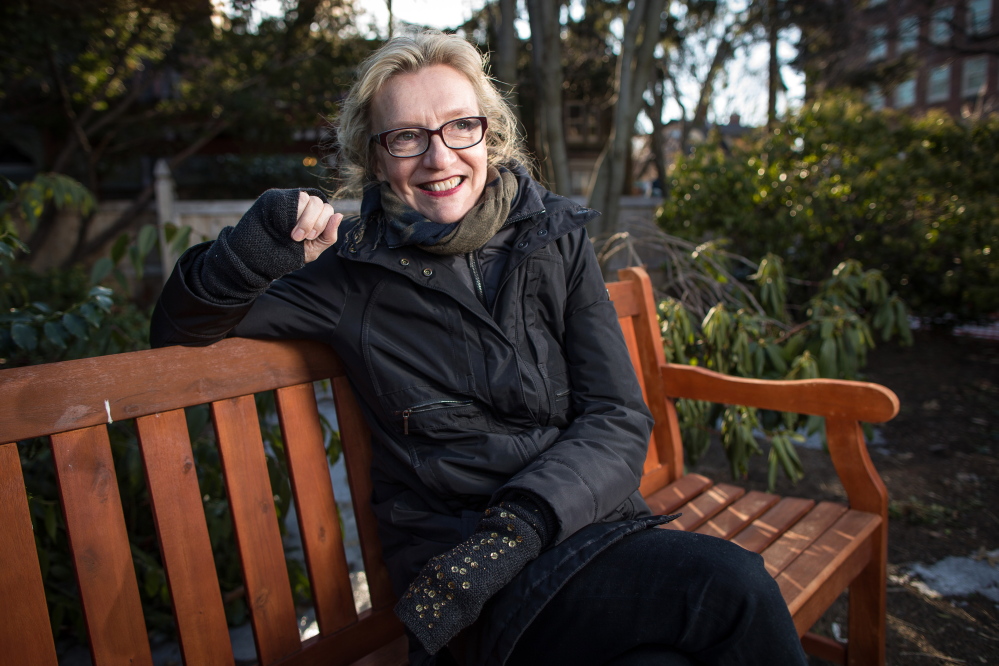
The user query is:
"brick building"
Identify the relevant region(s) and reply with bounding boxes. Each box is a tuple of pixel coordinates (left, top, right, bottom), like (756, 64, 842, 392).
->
(843, 0, 998, 114)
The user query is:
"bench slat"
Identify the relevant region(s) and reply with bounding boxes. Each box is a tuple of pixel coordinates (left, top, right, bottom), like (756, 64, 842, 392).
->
(618, 317, 663, 477)
(0, 442, 59, 665)
(212, 396, 301, 663)
(276, 383, 358, 634)
(664, 483, 745, 531)
(778, 510, 881, 634)
(51, 426, 154, 666)
(135, 410, 235, 666)
(272, 607, 405, 666)
(331, 377, 397, 612)
(695, 490, 780, 540)
(730, 497, 816, 553)
(644, 473, 713, 515)
(0, 338, 343, 443)
(762, 502, 848, 577)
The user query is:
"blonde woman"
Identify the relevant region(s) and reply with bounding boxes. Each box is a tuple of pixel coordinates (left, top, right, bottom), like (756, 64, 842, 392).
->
(152, 31, 806, 666)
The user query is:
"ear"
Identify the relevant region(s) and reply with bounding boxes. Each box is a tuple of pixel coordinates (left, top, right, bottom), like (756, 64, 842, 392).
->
(372, 150, 387, 182)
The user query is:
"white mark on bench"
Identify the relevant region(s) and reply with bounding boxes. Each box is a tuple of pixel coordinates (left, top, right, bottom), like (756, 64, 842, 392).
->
(104, 400, 113, 425)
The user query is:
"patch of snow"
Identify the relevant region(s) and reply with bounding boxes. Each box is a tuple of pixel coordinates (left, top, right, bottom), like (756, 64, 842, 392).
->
(906, 549, 999, 603)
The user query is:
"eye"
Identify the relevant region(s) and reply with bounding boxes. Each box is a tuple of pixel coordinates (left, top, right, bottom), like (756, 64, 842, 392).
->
(394, 130, 419, 142)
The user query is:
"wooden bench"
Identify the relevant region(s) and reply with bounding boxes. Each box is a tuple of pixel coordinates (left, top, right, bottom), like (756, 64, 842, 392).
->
(0, 265, 897, 666)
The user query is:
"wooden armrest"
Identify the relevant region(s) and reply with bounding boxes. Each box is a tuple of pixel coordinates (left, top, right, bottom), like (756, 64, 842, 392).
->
(660, 364, 895, 517)
(661, 365, 899, 423)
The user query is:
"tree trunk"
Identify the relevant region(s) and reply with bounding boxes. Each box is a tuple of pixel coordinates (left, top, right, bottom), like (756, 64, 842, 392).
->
(586, 0, 667, 236)
(767, 0, 779, 129)
(681, 35, 734, 151)
(494, 0, 520, 116)
(65, 118, 231, 267)
(526, 0, 571, 195)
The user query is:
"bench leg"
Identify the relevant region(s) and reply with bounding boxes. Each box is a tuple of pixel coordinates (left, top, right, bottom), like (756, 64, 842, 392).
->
(846, 527, 887, 666)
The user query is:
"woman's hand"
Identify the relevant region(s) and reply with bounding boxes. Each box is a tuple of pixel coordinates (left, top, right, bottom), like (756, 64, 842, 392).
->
(294, 191, 343, 263)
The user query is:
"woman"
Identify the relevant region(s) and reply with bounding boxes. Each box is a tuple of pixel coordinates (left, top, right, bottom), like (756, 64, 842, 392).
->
(151, 31, 807, 666)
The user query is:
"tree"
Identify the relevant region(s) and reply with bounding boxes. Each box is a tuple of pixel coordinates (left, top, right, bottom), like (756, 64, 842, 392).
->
(525, 0, 572, 194)
(0, 0, 372, 269)
(585, 0, 670, 234)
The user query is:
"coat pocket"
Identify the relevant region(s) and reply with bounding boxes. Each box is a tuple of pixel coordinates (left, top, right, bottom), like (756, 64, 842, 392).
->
(394, 398, 478, 435)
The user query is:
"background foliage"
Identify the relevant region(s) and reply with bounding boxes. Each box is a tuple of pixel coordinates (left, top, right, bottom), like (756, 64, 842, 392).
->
(659, 93, 999, 322)
(3, 174, 341, 647)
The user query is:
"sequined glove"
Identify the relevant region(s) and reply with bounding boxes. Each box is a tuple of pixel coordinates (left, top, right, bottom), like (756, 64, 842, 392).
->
(394, 500, 551, 655)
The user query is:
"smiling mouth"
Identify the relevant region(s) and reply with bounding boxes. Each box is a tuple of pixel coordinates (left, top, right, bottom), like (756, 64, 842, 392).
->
(420, 176, 463, 192)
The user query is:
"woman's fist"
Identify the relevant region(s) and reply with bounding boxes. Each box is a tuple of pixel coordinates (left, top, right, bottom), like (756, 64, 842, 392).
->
(294, 191, 343, 263)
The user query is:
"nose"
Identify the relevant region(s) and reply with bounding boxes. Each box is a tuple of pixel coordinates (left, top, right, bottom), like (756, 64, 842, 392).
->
(421, 134, 457, 170)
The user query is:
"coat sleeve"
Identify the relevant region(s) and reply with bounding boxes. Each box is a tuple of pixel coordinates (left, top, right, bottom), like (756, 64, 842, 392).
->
(497, 228, 653, 543)
(149, 189, 347, 348)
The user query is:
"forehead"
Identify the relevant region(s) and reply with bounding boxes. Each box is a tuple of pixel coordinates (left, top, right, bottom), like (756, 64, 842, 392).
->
(370, 65, 480, 130)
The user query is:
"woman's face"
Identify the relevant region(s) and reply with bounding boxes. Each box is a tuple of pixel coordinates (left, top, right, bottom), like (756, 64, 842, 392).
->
(370, 64, 489, 225)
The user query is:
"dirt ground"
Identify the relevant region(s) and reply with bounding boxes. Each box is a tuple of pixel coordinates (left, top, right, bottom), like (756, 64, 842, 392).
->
(687, 329, 999, 665)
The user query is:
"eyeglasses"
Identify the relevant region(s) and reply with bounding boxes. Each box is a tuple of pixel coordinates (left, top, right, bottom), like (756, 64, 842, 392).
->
(371, 116, 488, 158)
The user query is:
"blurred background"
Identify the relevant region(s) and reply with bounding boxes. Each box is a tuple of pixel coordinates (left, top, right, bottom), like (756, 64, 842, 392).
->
(1, 2, 996, 664)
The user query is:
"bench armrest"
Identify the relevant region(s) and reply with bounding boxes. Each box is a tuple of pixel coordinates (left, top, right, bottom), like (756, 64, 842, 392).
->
(661, 364, 897, 517)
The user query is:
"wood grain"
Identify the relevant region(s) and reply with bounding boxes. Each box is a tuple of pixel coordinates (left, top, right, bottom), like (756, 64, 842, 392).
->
(51, 426, 153, 666)
(213, 396, 301, 663)
(276, 383, 358, 634)
(0, 442, 59, 665)
(136, 410, 234, 666)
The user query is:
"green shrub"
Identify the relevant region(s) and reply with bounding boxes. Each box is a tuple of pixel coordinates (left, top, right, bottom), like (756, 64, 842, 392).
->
(659, 93, 999, 321)
(3, 174, 341, 646)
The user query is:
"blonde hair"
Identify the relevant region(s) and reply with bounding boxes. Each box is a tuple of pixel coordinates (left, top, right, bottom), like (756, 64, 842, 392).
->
(331, 31, 531, 196)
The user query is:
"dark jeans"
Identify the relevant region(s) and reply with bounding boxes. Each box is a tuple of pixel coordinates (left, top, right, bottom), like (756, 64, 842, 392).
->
(506, 527, 808, 666)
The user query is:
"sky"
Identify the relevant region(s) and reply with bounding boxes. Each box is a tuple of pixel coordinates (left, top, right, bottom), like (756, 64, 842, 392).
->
(248, 0, 804, 128)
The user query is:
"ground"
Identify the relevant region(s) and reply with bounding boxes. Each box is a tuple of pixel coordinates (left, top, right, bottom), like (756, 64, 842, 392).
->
(687, 329, 999, 665)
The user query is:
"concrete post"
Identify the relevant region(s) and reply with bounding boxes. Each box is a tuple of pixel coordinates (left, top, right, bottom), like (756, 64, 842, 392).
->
(153, 159, 176, 286)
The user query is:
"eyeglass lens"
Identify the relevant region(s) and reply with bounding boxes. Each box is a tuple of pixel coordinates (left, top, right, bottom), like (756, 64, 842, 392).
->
(384, 117, 484, 157)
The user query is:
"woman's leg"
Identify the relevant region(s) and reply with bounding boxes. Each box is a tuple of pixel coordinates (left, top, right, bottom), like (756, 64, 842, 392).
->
(508, 527, 807, 666)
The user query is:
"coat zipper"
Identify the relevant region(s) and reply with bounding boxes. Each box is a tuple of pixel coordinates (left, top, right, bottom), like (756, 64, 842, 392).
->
(396, 399, 474, 435)
(466, 252, 487, 307)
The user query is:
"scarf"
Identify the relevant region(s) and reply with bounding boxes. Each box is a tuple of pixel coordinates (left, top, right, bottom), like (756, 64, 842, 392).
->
(350, 166, 518, 256)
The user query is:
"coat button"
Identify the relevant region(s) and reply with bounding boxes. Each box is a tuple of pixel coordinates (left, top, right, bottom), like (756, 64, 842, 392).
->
(537, 229, 548, 236)
(400, 258, 410, 266)
(517, 241, 528, 249)
(423, 268, 434, 277)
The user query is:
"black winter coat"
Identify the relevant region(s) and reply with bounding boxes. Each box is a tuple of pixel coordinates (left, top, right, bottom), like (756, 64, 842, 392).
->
(150, 170, 664, 664)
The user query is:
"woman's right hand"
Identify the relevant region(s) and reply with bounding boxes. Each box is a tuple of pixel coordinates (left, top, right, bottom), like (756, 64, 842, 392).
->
(294, 191, 343, 263)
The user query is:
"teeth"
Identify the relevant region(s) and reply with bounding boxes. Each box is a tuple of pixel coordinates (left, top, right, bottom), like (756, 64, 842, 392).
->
(423, 176, 462, 192)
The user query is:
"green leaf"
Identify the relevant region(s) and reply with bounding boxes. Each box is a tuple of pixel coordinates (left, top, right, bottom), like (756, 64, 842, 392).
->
(79, 303, 102, 327)
(44, 321, 67, 349)
(44, 503, 58, 541)
(137, 224, 158, 258)
(90, 257, 113, 285)
(11, 322, 38, 350)
(111, 233, 130, 265)
(62, 313, 88, 339)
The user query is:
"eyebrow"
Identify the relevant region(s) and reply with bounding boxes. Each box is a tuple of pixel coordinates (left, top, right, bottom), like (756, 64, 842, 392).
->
(381, 109, 480, 130)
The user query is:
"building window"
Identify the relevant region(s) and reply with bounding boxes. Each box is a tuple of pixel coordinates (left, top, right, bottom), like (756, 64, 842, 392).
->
(895, 77, 917, 107)
(927, 64, 951, 103)
(868, 25, 888, 61)
(968, 0, 992, 35)
(962, 56, 989, 97)
(898, 16, 919, 53)
(867, 85, 886, 110)
(931, 7, 954, 44)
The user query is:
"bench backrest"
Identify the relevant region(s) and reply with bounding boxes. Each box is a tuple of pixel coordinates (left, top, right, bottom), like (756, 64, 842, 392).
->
(0, 266, 675, 666)
(1, 339, 404, 666)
